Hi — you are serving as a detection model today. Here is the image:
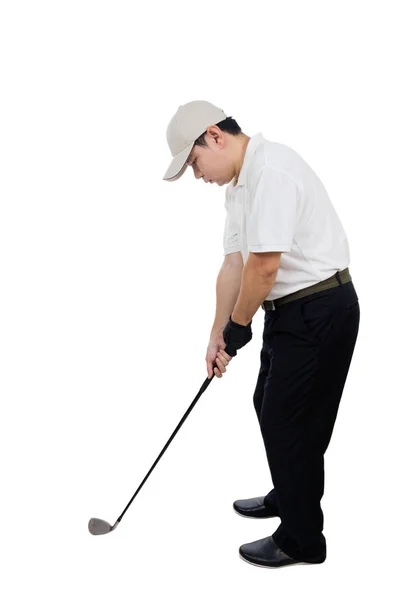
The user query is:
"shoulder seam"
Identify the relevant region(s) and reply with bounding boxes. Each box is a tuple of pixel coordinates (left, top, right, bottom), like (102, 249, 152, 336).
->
(252, 164, 299, 188)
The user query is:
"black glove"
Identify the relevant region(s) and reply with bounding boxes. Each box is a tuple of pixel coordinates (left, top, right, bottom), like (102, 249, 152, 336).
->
(222, 315, 253, 358)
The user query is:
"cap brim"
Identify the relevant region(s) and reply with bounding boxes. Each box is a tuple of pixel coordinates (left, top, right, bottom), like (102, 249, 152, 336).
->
(162, 142, 194, 182)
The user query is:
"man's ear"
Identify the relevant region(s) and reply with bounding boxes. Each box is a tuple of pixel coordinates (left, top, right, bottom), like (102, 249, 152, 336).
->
(208, 126, 224, 148)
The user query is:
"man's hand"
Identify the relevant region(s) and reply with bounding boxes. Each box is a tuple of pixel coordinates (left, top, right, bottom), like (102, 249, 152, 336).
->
(206, 334, 233, 379)
(222, 315, 253, 357)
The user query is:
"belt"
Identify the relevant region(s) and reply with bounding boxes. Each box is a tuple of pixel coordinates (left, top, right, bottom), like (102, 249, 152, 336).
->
(261, 267, 352, 311)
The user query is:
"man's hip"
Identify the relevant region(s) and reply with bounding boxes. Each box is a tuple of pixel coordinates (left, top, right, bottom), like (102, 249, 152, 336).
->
(261, 268, 352, 312)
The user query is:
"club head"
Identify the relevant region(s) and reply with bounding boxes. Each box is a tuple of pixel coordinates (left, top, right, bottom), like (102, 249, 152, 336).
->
(88, 518, 118, 535)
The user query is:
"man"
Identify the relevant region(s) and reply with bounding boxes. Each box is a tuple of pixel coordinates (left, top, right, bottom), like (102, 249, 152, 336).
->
(162, 100, 360, 568)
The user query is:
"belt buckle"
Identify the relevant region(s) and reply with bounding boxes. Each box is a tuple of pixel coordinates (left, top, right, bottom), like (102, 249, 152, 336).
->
(262, 299, 276, 311)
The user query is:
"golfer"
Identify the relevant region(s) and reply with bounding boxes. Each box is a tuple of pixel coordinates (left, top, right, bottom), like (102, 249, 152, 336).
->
(162, 100, 360, 568)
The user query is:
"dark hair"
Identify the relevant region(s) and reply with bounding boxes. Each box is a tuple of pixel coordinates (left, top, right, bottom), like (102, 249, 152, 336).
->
(193, 116, 242, 148)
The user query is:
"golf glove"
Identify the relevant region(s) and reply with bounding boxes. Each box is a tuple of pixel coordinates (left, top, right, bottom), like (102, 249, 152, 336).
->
(222, 315, 252, 357)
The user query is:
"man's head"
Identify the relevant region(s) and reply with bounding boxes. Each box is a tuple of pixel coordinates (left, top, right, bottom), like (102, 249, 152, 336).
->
(163, 101, 250, 185)
(185, 117, 250, 186)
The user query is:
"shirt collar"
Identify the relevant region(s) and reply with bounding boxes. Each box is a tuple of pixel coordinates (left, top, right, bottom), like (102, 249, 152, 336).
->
(235, 132, 265, 187)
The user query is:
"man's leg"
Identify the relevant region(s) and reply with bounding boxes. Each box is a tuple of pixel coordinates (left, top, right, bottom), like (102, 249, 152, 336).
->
(260, 283, 360, 562)
(253, 314, 279, 513)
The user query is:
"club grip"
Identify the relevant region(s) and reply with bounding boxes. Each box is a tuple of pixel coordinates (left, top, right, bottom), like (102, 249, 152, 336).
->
(211, 344, 236, 373)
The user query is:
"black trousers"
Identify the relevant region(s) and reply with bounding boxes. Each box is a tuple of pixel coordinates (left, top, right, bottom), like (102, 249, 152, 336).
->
(253, 276, 360, 562)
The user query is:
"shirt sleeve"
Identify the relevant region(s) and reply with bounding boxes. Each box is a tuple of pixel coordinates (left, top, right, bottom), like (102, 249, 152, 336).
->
(223, 189, 242, 256)
(246, 167, 299, 253)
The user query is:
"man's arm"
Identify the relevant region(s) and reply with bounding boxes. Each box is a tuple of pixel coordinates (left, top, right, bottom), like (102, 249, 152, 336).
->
(231, 251, 281, 326)
(210, 252, 244, 338)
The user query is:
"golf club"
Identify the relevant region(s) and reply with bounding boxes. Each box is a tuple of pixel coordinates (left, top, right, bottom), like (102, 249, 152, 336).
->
(88, 349, 234, 535)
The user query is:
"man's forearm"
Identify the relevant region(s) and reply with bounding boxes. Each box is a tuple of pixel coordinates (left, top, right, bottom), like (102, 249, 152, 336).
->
(210, 264, 243, 337)
(231, 261, 276, 326)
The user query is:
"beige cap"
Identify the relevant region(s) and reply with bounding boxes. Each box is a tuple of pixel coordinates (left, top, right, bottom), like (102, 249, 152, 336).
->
(162, 100, 228, 182)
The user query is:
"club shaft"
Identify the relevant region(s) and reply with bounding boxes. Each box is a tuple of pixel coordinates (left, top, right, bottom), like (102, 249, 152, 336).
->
(115, 370, 216, 525)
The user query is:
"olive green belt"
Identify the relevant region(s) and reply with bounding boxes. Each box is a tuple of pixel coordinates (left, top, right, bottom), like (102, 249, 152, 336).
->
(261, 267, 352, 311)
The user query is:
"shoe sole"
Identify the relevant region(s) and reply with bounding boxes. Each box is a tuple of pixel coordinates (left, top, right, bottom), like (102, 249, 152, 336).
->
(238, 552, 320, 569)
(232, 505, 279, 519)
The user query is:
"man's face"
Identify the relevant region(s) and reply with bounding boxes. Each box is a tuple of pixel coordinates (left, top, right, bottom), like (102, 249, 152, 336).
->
(185, 127, 235, 186)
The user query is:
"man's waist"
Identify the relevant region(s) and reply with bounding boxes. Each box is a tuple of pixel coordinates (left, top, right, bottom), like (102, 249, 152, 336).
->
(261, 268, 351, 311)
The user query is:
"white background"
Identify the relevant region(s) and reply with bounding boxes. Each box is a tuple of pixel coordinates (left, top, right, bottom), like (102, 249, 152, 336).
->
(1, 1, 399, 597)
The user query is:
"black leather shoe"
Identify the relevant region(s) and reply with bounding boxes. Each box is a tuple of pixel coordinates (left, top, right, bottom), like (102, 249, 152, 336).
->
(239, 535, 326, 568)
(233, 496, 280, 519)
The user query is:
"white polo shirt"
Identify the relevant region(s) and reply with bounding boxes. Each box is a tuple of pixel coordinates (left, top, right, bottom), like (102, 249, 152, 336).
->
(223, 132, 350, 301)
